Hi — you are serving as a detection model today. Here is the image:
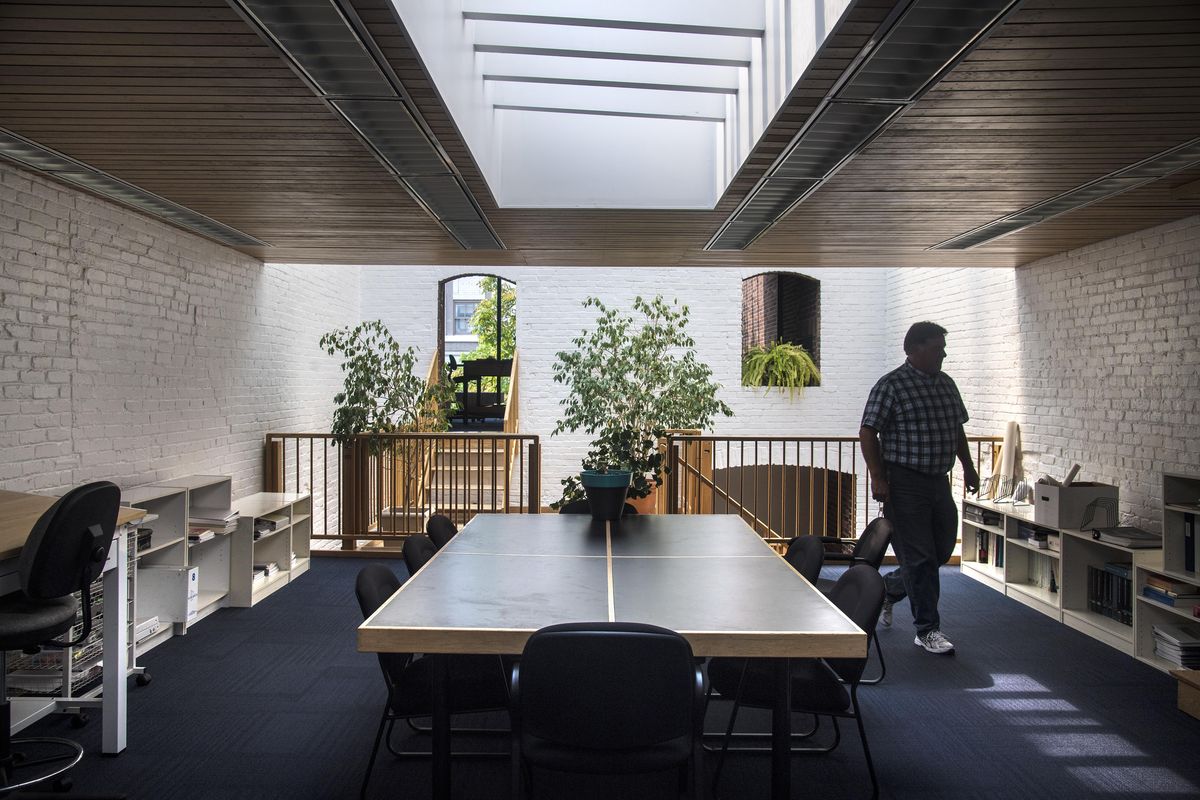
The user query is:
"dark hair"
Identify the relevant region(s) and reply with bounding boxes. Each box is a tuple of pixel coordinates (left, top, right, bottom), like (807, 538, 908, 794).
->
(903, 321, 947, 354)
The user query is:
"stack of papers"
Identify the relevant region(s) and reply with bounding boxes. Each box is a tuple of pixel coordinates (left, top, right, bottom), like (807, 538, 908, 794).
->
(190, 507, 238, 534)
(1153, 623, 1200, 668)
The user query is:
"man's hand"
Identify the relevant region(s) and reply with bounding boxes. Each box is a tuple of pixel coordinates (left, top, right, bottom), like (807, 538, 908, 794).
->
(964, 462, 980, 495)
(871, 475, 890, 504)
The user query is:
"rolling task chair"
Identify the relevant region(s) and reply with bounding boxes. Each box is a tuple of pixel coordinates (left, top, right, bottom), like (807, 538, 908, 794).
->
(511, 622, 705, 800)
(0, 481, 122, 797)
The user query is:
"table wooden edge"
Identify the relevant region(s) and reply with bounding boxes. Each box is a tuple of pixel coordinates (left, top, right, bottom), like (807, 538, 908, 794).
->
(358, 627, 868, 660)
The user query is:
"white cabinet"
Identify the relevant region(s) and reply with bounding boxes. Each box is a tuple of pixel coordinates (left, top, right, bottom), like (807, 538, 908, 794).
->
(1133, 473, 1200, 672)
(228, 493, 312, 607)
(962, 496, 1152, 657)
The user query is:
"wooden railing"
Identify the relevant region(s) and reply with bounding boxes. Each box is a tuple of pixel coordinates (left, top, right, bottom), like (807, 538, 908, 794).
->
(264, 432, 540, 554)
(664, 434, 1001, 551)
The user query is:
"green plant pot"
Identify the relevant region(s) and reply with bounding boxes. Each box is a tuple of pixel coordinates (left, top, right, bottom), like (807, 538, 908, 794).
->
(581, 469, 632, 521)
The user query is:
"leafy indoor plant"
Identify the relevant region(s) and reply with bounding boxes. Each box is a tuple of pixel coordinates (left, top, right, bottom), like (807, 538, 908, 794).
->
(551, 296, 733, 507)
(741, 340, 821, 398)
(319, 320, 453, 443)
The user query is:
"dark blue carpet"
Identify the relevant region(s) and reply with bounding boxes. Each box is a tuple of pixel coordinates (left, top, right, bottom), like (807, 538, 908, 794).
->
(27, 559, 1200, 799)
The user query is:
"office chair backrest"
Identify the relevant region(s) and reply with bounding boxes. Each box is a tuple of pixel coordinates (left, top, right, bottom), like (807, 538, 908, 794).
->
(556, 499, 637, 516)
(20, 481, 120, 600)
(402, 535, 437, 576)
(783, 535, 825, 583)
(517, 622, 697, 751)
(426, 514, 458, 550)
(825, 565, 885, 684)
(852, 517, 894, 570)
(355, 564, 412, 683)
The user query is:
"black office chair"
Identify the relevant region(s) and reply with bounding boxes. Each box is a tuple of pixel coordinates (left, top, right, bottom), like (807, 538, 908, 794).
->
(354, 565, 511, 800)
(0, 481, 121, 796)
(402, 535, 437, 577)
(511, 622, 705, 800)
(783, 535, 825, 583)
(426, 515, 458, 550)
(707, 566, 885, 799)
(819, 517, 893, 574)
(556, 499, 638, 516)
(818, 518, 893, 685)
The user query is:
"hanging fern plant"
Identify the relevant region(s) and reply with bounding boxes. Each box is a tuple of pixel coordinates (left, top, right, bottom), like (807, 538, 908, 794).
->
(742, 341, 821, 398)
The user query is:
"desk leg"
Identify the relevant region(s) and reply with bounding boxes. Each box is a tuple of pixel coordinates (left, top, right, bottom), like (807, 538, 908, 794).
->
(771, 657, 790, 800)
(101, 525, 129, 754)
(432, 654, 450, 800)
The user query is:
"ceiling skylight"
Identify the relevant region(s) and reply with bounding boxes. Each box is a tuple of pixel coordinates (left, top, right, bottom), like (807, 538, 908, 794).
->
(392, 0, 853, 209)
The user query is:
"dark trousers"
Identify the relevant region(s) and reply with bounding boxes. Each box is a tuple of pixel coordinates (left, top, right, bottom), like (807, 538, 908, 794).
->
(882, 463, 958, 635)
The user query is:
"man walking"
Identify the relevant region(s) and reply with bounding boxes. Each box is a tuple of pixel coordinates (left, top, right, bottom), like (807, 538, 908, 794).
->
(859, 321, 979, 654)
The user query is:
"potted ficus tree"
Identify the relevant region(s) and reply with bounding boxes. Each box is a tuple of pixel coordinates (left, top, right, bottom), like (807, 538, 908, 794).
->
(320, 320, 453, 532)
(552, 296, 733, 517)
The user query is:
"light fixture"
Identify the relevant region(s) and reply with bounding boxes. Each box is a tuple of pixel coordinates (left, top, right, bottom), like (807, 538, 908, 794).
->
(0, 128, 269, 249)
(707, 0, 1021, 250)
(932, 137, 1200, 249)
(229, 0, 504, 249)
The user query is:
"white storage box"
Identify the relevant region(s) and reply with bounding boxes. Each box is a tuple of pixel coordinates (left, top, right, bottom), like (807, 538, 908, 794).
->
(137, 565, 198, 624)
(1034, 482, 1119, 530)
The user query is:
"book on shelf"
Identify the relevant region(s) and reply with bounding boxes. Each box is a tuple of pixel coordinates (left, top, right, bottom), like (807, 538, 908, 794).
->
(1142, 586, 1200, 607)
(1091, 526, 1162, 549)
(187, 529, 215, 544)
(1186, 513, 1196, 573)
(1146, 574, 1200, 595)
(189, 506, 238, 533)
(1087, 564, 1132, 625)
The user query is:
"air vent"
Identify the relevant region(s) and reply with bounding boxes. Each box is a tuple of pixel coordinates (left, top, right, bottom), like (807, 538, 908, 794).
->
(933, 137, 1200, 250)
(230, 0, 503, 249)
(0, 129, 269, 249)
(707, 0, 1021, 251)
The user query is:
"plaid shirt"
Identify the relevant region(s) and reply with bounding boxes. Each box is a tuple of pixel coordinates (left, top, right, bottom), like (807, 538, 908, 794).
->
(860, 362, 968, 475)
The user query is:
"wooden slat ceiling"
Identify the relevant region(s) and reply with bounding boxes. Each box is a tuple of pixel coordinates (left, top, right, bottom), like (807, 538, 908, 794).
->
(1, 0, 1199, 268)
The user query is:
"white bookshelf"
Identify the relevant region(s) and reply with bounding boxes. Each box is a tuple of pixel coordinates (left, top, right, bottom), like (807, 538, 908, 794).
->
(962, 496, 1152, 656)
(228, 492, 312, 607)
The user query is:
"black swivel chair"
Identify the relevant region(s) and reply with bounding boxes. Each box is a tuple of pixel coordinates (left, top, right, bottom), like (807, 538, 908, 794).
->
(818, 518, 893, 685)
(354, 565, 511, 800)
(426, 515, 458, 550)
(707, 566, 885, 799)
(402, 535, 437, 576)
(0, 481, 121, 797)
(783, 535, 825, 583)
(511, 622, 705, 800)
(556, 499, 638, 516)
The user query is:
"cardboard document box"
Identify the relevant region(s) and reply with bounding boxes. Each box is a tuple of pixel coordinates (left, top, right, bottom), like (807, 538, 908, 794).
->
(137, 565, 199, 624)
(1034, 482, 1119, 530)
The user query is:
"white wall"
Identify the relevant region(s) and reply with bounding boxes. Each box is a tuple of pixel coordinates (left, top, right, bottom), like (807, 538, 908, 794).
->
(0, 163, 361, 498)
(885, 215, 1200, 529)
(362, 264, 888, 504)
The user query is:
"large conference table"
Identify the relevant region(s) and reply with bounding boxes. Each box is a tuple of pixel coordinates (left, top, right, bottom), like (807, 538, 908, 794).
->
(359, 513, 867, 800)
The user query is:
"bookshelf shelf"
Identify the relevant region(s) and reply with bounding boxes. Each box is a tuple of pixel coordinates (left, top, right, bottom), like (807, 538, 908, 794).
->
(1133, 474, 1200, 673)
(229, 493, 312, 608)
(961, 497, 1153, 649)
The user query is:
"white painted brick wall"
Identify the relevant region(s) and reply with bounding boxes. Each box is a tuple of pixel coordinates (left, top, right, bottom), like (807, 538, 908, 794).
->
(885, 215, 1200, 529)
(1, 163, 361, 498)
(363, 265, 890, 504)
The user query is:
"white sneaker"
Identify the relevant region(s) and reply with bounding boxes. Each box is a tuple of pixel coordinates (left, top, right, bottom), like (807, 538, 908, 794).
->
(881, 600, 893, 627)
(914, 630, 955, 654)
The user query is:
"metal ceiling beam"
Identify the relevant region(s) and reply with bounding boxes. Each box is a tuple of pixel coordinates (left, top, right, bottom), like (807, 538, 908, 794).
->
(493, 105, 724, 123)
(483, 74, 736, 95)
(474, 44, 749, 68)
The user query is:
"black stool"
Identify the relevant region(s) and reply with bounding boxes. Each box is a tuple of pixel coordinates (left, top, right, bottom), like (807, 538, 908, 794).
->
(0, 481, 120, 796)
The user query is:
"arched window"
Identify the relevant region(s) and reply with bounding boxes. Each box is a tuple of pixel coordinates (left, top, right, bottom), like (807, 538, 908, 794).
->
(741, 272, 821, 383)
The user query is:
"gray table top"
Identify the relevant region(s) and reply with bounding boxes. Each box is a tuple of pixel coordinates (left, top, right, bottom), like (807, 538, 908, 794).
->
(359, 514, 866, 658)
